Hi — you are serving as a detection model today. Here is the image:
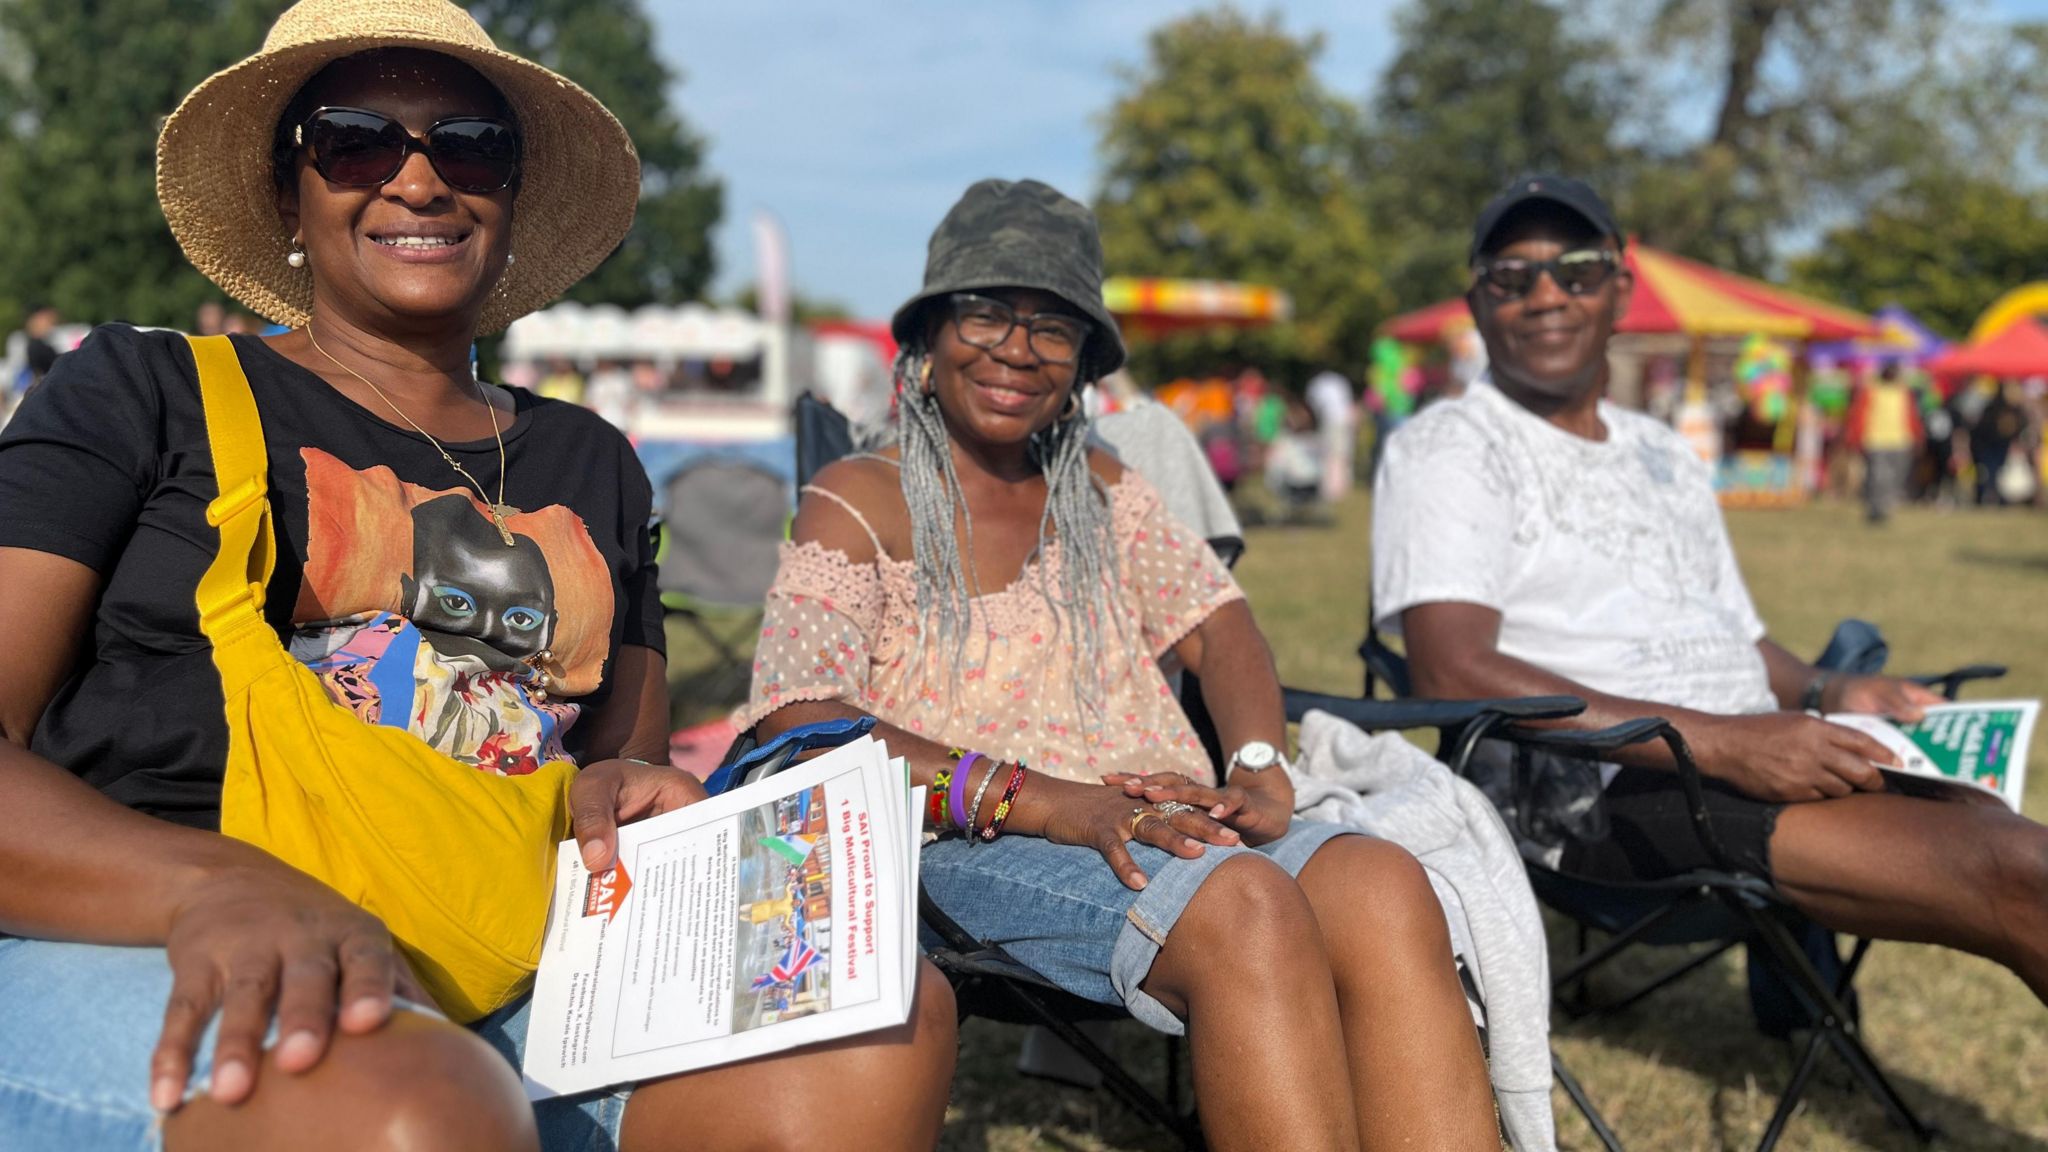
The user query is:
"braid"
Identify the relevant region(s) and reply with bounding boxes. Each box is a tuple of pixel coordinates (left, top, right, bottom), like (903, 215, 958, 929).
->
(880, 341, 1129, 730)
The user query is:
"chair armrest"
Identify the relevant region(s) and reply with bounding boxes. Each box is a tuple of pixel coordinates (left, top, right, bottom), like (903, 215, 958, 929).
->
(1907, 664, 2008, 701)
(1282, 689, 1584, 731)
(1498, 717, 1740, 875)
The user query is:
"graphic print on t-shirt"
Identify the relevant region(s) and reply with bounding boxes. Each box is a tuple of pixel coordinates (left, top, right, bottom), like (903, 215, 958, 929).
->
(287, 448, 616, 776)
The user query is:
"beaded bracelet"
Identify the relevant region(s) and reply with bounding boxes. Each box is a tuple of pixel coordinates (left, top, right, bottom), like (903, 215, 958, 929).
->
(949, 752, 983, 832)
(979, 761, 1029, 842)
(927, 765, 953, 829)
(964, 756, 1003, 840)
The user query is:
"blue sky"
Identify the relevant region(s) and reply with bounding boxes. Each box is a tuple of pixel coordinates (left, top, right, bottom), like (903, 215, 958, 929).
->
(651, 0, 2048, 320)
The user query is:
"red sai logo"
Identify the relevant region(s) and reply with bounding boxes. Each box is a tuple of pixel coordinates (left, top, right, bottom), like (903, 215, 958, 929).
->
(581, 860, 633, 923)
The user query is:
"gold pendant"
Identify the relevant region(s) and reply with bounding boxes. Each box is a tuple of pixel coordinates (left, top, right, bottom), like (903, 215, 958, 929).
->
(489, 505, 516, 547)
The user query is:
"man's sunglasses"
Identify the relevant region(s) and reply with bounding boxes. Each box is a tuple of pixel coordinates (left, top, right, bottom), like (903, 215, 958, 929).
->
(1471, 249, 1622, 300)
(293, 107, 521, 195)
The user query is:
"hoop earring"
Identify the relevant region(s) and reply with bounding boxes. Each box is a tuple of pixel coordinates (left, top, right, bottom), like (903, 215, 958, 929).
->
(919, 357, 934, 395)
(1061, 388, 1083, 421)
(286, 241, 307, 269)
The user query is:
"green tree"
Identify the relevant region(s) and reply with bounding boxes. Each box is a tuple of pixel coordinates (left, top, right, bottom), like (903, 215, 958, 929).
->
(1363, 0, 1629, 311)
(472, 0, 722, 307)
(0, 0, 286, 328)
(1790, 178, 2048, 339)
(1093, 8, 1386, 385)
(1609, 0, 2048, 272)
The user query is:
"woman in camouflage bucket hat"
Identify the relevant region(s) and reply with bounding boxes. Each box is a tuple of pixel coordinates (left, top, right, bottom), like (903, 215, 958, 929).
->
(741, 179, 1499, 1147)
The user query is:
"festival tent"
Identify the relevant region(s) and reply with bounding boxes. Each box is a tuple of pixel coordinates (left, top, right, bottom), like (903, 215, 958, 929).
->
(1924, 319, 2048, 380)
(1102, 276, 1292, 337)
(1378, 243, 1878, 343)
(1806, 305, 1943, 366)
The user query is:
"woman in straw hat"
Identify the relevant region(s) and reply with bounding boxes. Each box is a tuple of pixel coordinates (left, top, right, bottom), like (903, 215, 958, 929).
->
(739, 179, 1501, 1150)
(0, 1, 954, 1149)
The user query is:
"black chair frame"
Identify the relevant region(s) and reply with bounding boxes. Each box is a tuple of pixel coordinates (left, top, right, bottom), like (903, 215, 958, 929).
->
(1361, 618, 2007, 1150)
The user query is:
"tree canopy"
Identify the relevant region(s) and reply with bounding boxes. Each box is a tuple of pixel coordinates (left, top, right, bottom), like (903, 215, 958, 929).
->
(1093, 9, 1386, 386)
(1791, 179, 2048, 340)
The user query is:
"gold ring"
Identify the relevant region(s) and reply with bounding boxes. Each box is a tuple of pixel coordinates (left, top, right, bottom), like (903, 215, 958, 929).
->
(1126, 807, 1156, 840)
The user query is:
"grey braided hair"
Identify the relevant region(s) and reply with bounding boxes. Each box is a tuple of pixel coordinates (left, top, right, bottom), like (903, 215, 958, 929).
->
(879, 335, 1129, 729)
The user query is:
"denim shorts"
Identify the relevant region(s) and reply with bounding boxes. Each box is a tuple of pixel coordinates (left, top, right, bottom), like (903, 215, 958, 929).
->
(920, 819, 1357, 1034)
(0, 938, 629, 1152)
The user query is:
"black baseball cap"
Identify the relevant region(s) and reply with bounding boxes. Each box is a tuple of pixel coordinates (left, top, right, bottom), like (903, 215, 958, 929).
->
(1469, 174, 1624, 263)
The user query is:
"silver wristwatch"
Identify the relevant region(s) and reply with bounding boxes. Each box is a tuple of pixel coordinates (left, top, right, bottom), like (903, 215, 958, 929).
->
(1225, 740, 1287, 776)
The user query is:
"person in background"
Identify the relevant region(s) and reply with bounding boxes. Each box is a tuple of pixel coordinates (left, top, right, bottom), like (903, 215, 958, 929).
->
(536, 356, 584, 404)
(1973, 379, 2026, 506)
(1845, 361, 1921, 524)
(20, 305, 61, 395)
(1305, 368, 1357, 502)
(195, 300, 228, 337)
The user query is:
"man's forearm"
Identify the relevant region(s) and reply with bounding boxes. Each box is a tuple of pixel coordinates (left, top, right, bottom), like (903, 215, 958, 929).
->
(1757, 637, 1823, 711)
(1410, 645, 1718, 772)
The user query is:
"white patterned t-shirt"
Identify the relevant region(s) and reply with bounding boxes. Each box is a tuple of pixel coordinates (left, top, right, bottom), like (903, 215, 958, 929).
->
(1371, 379, 1777, 724)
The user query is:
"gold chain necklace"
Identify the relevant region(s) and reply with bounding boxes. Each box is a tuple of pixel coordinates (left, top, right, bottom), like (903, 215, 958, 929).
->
(305, 322, 517, 547)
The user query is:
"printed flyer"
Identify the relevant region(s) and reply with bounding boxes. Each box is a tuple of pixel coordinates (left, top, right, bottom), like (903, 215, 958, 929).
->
(523, 736, 921, 1098)
(1827, 700, 2038, 812)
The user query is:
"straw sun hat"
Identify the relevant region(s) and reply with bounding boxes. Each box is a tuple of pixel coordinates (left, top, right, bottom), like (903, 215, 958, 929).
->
(157, 0, 639, 335)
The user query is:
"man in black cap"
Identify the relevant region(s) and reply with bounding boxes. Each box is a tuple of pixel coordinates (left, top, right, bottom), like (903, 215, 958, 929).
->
(1372, 175, 2048, 1006)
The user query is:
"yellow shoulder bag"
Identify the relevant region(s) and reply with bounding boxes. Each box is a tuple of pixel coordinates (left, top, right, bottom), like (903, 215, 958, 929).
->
(188, 334, 578, 1022)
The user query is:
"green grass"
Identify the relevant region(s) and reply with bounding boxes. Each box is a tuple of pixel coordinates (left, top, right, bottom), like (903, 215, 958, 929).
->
(670, 493, 2048, 1150)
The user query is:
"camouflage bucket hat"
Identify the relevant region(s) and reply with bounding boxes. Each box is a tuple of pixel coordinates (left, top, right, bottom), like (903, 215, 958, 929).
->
(891, 178, 1127, 378)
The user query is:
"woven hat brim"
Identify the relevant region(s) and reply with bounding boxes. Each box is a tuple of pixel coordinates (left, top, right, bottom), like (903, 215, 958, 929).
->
(890, 280, 1127, 379)
(158, 35, 640, 336)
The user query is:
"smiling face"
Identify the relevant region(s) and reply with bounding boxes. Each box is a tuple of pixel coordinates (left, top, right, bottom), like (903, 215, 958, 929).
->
(923, 287, 1087, 451)
(277, 49, 516, 334)
(1468, 202, 1632, 408)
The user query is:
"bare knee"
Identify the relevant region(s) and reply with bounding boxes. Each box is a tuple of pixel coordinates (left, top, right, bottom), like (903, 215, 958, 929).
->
(322, 1015, 535, 1151)
(1300, 836, 1452, 959)
(1984, 817, 2048, 938)
(1151, 854, 1329, 1011)
(168, 1012, 536, 1152)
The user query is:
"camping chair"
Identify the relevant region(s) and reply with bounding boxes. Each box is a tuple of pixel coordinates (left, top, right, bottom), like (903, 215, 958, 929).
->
(655, 456, 792, 705)
(1357, 620, 2006, 1151)
(709, 395, 1624, 1150)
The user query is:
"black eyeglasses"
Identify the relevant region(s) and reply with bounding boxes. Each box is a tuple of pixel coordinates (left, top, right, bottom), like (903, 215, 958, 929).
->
(947, 293, 1093, 366)
(1471, 249, 1622, 300)
(294, 106, 521, 195)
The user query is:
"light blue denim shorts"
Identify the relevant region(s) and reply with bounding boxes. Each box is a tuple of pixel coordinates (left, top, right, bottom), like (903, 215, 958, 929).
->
(0, 937, 629, 1152)
(920, 818, 1357, 1034)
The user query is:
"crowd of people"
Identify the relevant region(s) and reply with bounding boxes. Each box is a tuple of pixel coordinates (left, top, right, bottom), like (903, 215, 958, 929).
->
(0, 2, 2043, 1151)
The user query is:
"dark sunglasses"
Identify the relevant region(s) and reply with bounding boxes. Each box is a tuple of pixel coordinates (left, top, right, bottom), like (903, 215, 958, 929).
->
(294, 106, 521, 194)
(1471, 249, 1622, 300)
(947, 293, 1093, 366)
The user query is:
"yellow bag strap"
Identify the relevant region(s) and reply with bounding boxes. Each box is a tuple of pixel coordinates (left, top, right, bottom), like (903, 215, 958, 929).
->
(186, 335, 277, 640)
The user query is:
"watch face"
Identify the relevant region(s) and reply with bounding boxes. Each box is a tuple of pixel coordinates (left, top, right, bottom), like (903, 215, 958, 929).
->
(1236, 741, 1278, 770)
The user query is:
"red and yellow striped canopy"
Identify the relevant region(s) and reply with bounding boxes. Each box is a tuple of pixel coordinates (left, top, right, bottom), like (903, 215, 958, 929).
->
(1102, 277, 1293, 336)
(1381, 243, 1877, 344)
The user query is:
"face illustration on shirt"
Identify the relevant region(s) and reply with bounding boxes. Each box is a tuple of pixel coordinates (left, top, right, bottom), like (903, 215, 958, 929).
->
(399, 494, 557, 667)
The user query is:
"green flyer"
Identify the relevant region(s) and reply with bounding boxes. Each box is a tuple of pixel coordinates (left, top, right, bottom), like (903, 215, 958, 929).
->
(1826, 701, 2038, 813)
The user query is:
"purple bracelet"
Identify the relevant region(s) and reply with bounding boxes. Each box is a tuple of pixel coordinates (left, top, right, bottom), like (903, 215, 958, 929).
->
(950, 752, 982, 831)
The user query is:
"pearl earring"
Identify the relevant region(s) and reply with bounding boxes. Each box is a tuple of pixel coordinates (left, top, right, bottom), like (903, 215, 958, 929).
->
(286, 242, 307, 269)
(505, 252, 516, 267)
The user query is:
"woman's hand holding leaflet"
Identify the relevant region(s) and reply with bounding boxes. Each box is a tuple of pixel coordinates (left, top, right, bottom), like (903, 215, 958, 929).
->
(569, 758, 711, 873)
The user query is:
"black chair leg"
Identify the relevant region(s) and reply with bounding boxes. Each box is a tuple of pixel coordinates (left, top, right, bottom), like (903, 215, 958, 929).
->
(1744, 911, 1935, 1145)
(1756, 1029, 1828, 1152)
(1553, 1050, 1626, 1152)
(990, 979, 1204, 1151)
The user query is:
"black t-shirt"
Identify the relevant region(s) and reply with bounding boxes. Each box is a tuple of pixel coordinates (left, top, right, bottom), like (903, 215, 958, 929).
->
(0, 324, 664, 829)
